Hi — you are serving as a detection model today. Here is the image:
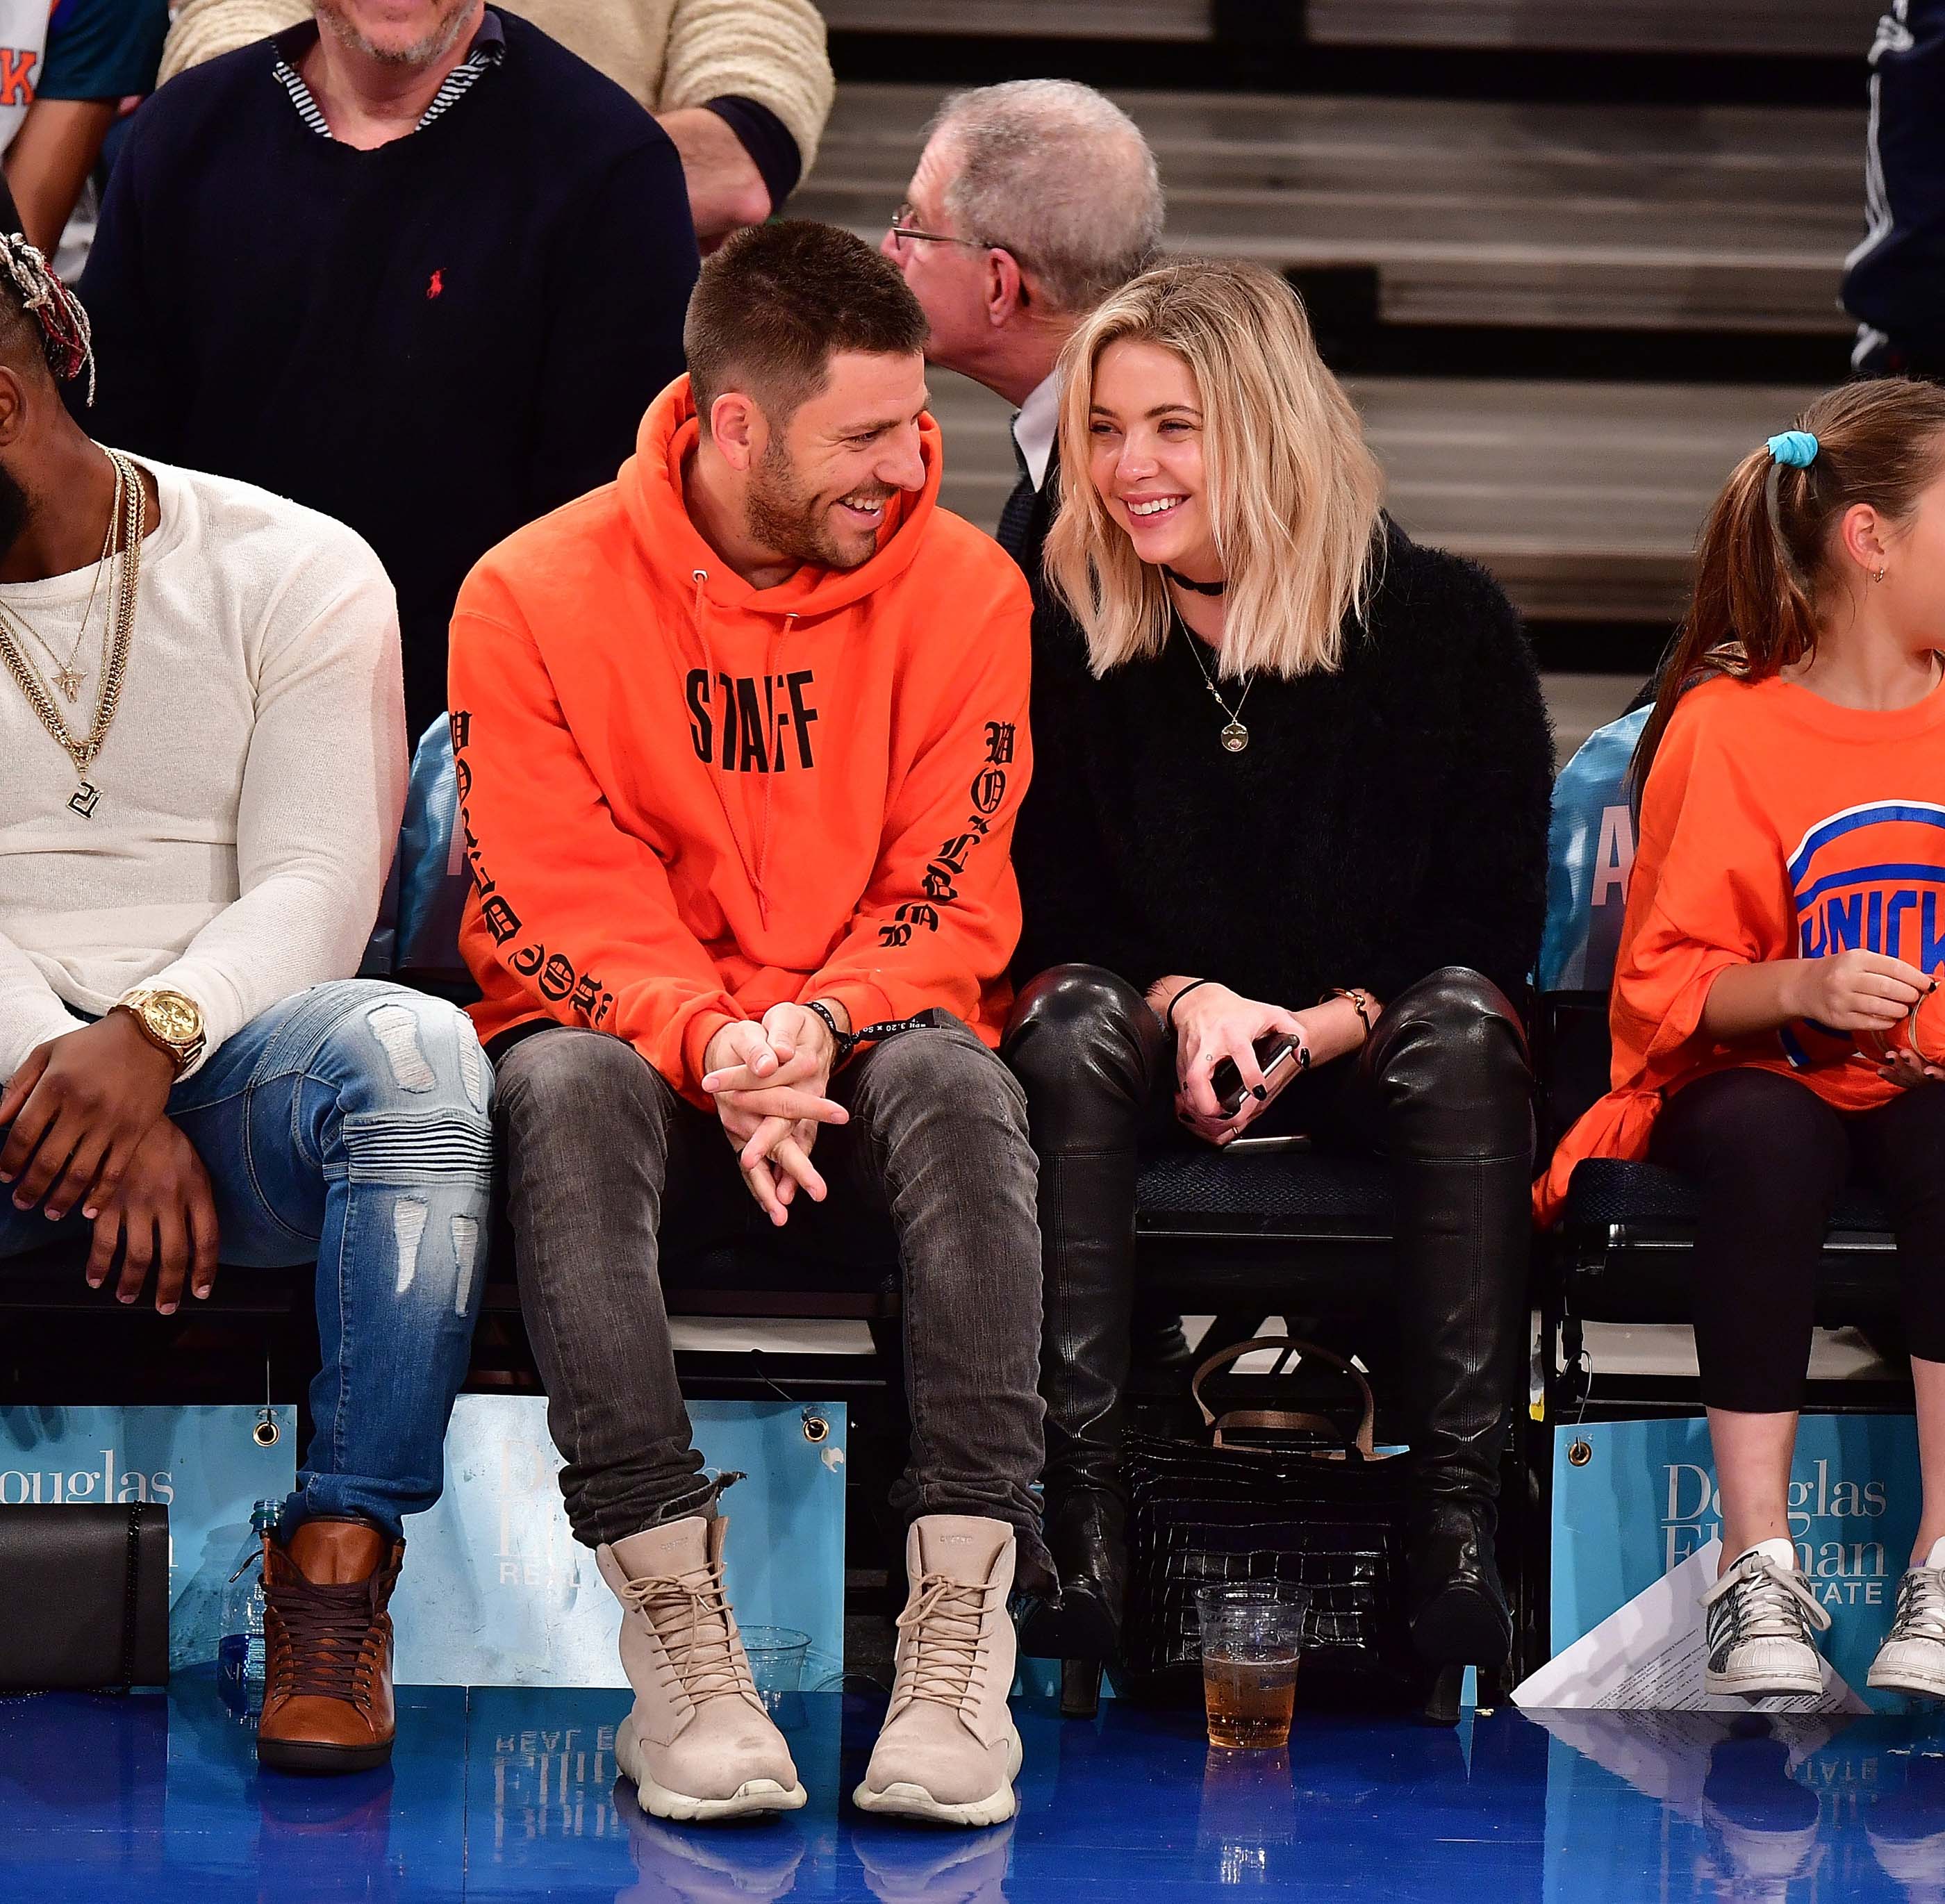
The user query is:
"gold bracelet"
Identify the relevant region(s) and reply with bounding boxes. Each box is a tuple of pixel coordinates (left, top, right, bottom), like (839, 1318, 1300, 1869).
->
(1323, 986, 1375, 1038)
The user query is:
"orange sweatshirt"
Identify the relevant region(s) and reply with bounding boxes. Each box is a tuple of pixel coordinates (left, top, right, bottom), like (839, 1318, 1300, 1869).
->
(1535, 669, 1945, 1224)
(449, 375, 1034, 1100)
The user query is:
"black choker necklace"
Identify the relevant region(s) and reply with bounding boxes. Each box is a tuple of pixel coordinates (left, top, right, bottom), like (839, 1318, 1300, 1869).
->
(1164, 565, 1226, 597)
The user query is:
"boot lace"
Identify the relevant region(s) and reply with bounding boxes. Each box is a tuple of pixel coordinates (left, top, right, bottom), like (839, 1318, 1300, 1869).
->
(1889, 1566, 1945, 1644)
(894, 1573, 990, 1708)
(1704, 1552, 1832, 1655)
(618, 1562, 754, 1705)
(265, 1562, 393, 1710)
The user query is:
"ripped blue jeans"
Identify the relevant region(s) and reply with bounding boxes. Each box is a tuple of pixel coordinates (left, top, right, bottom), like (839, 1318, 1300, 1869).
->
(0, 980, 494, 1537)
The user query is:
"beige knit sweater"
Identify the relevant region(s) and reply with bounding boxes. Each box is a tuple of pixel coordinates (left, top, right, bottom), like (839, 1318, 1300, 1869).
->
(157, 0, 834, 172)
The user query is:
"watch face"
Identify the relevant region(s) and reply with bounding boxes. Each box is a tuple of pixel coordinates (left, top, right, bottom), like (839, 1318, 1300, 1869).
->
(142, 992, 202, 1044)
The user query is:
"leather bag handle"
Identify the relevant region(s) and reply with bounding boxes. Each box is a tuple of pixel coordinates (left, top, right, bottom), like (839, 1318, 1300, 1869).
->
(1189, 1335, 1377, 1458)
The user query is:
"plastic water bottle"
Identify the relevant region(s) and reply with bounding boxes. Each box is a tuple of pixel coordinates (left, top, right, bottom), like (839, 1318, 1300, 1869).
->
(217, 1500, 281, 1715)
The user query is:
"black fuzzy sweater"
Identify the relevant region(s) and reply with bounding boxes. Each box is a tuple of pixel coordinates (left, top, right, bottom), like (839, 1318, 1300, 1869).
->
(1011, 522, 1555, 1010)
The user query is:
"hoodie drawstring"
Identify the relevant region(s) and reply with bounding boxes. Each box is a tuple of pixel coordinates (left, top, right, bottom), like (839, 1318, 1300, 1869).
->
(689, 569, 793, 931)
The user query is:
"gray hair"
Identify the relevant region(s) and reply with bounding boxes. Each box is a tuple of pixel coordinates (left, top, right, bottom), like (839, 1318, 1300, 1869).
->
(925, 80, 1164, 315)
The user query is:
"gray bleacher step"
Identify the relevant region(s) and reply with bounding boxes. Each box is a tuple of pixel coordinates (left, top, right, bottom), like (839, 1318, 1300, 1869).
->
(1307, 0, 1881, 58)
(822, 0, 1214, 39)
(797, 85, 1864, 334)
(822, 0, 1878, 56)
(920, 369, 1821, 627)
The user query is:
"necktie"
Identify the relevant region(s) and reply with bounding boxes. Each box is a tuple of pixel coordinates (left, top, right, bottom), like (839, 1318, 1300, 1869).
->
(996, 418, 1036, 563)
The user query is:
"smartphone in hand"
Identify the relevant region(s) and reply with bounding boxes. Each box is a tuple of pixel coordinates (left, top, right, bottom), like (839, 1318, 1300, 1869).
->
(1211, 1032, 1308, 1120)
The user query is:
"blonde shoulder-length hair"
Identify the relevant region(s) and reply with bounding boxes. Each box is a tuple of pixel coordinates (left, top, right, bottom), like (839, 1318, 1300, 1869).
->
(1044, 259, 1386, 681)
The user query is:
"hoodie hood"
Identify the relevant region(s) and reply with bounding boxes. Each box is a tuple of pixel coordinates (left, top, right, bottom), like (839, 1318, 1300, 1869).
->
(620, 374, 943, 620)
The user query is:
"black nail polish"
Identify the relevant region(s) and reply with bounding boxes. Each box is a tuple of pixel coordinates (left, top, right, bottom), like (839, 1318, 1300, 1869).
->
(1253, 1085, 1267, 1100)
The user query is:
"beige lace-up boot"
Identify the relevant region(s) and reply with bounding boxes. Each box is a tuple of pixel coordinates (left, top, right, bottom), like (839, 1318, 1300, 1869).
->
(854, 1515, 1021, 1827)
(599, 1514, 806, 1823)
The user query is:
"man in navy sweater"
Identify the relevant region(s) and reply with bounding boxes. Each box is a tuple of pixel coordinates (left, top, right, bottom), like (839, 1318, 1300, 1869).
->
(75, 0, 700, 738)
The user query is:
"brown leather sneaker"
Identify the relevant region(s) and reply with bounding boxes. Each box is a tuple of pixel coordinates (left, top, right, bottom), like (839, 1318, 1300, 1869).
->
(258, 1518, 404, 1775)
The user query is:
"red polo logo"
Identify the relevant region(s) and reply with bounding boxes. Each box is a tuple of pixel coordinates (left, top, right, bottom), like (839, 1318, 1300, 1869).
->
(427, 270, 445, 300)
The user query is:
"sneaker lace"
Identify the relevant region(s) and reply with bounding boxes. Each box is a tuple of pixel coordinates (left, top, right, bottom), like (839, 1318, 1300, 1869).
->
(265, 1565, 392, 1708)
(1892, 1567, 1945, 1642)
(619, 1563, 754, 1705)
(895, 1572, 989, 1708)
(1714, 1553, 1832, 1644)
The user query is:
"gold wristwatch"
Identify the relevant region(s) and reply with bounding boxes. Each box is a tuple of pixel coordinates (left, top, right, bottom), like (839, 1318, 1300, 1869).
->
(114, 986, 206, 1076)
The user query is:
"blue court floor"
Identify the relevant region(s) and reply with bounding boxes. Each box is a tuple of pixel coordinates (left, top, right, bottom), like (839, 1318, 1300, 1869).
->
(5, 1672, 1945, 1901)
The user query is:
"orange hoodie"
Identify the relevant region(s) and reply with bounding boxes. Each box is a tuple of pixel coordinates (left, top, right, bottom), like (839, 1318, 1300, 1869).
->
(1534, 668, 1945, 1224)
(449, 375, 1034, 1100)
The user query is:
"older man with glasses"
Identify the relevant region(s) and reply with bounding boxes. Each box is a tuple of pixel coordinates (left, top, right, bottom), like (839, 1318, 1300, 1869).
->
(881, 79, 1162, 574)
(882, 79, 1167, 1682)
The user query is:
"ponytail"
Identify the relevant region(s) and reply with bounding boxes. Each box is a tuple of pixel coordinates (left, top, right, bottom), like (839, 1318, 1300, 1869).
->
(1630, 379, 1945, 798)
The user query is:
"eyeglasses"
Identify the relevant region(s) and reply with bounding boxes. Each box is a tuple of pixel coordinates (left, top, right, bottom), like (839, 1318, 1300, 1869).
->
(888, 203, 993, 256)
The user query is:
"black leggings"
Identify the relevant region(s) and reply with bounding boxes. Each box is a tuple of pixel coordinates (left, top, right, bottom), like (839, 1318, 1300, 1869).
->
(1650, 1068, 1945, 1412)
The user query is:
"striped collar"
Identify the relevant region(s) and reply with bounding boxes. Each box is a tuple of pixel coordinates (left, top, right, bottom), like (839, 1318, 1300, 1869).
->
(271, 9, 506, 140)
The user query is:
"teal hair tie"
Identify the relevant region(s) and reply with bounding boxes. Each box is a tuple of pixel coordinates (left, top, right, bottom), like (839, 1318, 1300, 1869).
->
(1767, 429, 1819, 468)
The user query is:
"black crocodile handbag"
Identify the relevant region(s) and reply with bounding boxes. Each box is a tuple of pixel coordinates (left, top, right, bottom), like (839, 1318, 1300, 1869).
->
(0, 1502, 170, 1690)
(1120, 1337, 1422, 1710)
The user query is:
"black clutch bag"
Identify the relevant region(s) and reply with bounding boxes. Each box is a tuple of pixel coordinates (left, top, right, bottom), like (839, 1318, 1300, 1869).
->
(0, 1502, 170, 1690)
(1121, 1336, 1423, 1711)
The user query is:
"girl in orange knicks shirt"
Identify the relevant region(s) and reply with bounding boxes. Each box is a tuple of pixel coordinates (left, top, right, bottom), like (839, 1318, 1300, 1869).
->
(1539, 379, 1945, 1703)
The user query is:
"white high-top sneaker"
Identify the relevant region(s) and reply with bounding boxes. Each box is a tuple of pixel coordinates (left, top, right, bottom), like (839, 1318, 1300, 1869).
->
(599, 1515, 806, 1823)
(1700, 1538, 1830, 1698)
(1868, 1536, 1945, 1698)
(853, 1515, 1022, 1828)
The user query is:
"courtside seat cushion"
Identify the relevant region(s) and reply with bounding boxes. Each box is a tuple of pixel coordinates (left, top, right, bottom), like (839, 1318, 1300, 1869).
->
(1564, 1156, 1888, 1232)
(1136, 1148, 1393, 1230)
(0, 1232, 899, 1320)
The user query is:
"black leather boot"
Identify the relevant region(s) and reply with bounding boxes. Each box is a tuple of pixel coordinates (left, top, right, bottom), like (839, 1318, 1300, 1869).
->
(1352, 968, 1534, 1671)
(1002, 965, 1172, 1662)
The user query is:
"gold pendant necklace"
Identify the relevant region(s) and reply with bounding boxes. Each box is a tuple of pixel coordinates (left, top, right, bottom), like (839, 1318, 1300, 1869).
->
(1180, 624, 1256, 752)
(0, 447, 144, 818)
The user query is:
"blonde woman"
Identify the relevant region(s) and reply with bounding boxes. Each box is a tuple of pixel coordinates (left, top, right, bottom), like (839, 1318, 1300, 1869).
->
(1000, 260, 1554, 1683)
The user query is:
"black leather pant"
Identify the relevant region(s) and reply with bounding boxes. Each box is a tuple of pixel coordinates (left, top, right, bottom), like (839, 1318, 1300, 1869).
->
(1002, 961, 1534, 1560)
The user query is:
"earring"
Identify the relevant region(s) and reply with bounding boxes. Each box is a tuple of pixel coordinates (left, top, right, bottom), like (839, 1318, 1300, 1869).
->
(1873, 565, 1888, 583)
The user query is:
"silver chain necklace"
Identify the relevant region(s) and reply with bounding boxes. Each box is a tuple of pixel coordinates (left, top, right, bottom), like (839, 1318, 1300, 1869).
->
(1180, 625, 1256, 752)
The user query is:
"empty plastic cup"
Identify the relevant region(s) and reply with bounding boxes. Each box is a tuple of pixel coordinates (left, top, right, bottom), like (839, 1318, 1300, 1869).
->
(740, 1626, 811, 1710)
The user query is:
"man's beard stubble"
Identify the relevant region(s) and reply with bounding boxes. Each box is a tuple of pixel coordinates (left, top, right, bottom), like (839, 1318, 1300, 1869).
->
(314, 0, 481, 67)
(0, 460, 34, 563)
(743, 437, 883, 574)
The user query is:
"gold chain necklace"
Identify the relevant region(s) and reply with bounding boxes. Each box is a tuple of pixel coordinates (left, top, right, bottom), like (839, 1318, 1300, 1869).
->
(1180, 624, 1257, 753)
(1, 465, 120, 701)
(0, 447, 144, 818)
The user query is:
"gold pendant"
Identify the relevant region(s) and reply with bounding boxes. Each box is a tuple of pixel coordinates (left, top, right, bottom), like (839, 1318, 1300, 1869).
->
(68, 779, 99, 818)
(53, 664, 81, 702)
(1220, 721, 1249, 753)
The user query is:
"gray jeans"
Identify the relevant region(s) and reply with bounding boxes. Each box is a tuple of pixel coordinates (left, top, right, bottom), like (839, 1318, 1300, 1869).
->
(493, 1016, 1049, 1583)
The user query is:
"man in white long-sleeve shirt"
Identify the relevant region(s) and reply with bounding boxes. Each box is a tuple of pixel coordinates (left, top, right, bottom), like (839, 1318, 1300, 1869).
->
(0, 235, 492, 1776)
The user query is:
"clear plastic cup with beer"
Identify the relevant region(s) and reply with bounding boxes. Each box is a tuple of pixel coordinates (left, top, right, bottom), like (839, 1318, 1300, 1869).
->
(1196, 1583, 1309, 1750)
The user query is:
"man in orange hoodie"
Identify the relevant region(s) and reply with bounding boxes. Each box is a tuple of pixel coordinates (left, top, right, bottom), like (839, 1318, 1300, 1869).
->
(451, 222, 1044, 1830)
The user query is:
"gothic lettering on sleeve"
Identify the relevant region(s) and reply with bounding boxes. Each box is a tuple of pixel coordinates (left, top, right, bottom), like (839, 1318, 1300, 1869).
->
(879, 714, 1016, 947)
(450, 707, 616, 1027)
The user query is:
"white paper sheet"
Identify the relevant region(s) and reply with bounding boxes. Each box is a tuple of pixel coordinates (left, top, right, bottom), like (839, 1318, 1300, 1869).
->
(1513, 1539, 1870, 1714)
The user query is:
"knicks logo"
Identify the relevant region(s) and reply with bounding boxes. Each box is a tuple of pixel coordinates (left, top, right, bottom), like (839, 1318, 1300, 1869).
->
(1784, 800, 1945, 1064)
